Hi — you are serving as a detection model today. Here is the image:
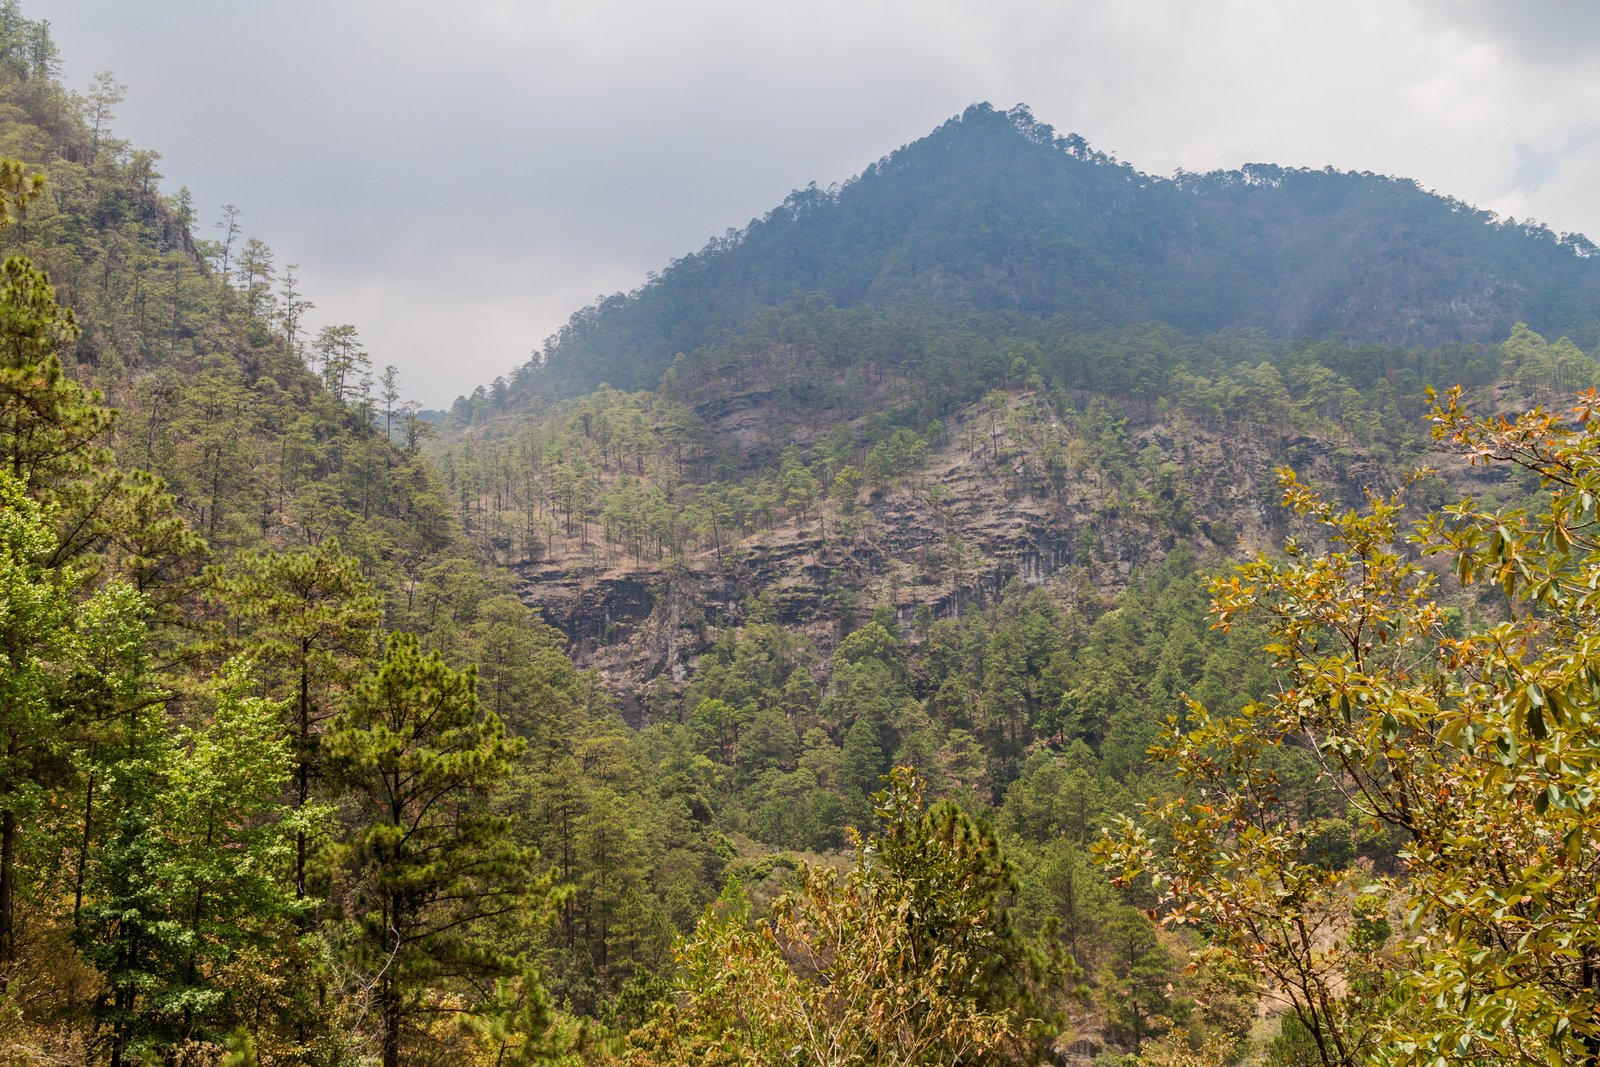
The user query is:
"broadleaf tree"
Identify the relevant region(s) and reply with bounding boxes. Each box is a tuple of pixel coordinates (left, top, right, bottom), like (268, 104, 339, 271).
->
(1099, 386, 1600, 1067)
(630, 767, 1069, 1066)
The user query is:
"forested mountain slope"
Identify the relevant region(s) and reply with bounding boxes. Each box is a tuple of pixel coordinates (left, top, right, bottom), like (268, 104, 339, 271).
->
(10, 6, 1600, 1064)
(441, 294, 1589, 707)
(0, 12, 730, 1064)
(433, 299, 1600, 1063)
(424, 94, 1600, 1064)
(491, 102, 1600, 404)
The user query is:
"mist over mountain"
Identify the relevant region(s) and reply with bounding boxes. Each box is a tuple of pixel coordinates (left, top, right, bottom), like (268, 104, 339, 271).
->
(497, 102, 1600, 405)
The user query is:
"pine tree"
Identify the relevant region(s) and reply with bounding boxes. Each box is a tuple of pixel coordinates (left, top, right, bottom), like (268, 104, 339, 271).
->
(323, 632, 550, 1067)
(0, 253, 104, 499)
(214, 539, 380, 906)
(632, 768, 1068, 1066)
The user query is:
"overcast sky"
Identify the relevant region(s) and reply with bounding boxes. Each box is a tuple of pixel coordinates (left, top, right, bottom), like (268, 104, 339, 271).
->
(35, 1, 1600, 406)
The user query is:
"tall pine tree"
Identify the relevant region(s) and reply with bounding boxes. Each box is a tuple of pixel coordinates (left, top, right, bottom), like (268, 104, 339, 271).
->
(323, 632, 550, 1067)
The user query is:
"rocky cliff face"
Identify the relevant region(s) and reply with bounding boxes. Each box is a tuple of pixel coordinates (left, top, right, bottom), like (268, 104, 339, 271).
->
(508, 386, 1410, 719)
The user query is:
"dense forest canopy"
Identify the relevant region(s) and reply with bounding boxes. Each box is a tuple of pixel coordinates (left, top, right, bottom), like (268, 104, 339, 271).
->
(1, 5, 1599, 1066)
(497, 102, 1600, 404)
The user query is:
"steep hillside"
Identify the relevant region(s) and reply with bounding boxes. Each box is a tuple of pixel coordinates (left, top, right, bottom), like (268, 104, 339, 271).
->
(494, 385, 1365, 713)
(10, 8, 1600, 1062)
(484, 102, 1600, 406)
(0, 15, 733, 1062)
(439, 302, 1582, 708)
(0, 21, 529, 651)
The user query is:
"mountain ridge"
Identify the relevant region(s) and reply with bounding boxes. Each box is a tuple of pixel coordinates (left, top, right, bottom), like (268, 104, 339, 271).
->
(479, 101, 1600, 413)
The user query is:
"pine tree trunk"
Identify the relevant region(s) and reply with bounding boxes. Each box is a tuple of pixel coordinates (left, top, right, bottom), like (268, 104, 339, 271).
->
(382, 962, 401, 1067)
(73, 765, 95, 926)
(0, 729, 17, 978)
(296, 647, 310, 909)
(380, 850, 405, 1067)
(0, 807, 13, 971)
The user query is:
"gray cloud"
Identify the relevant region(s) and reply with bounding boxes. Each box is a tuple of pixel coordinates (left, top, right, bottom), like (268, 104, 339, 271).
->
(1416, 0, 1600, 63)
(36, 0, 1600, 404)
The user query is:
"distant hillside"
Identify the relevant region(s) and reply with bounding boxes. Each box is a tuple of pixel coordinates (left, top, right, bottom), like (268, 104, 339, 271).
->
(492, 102, 1600, 406)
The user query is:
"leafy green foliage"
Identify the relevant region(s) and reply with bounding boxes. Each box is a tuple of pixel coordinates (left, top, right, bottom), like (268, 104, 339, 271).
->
(0, 466, 84, 963)
(628, 769, 1067, 1066)
(1102, 389, 1600, 1066)
(74, 658, 303, 1062)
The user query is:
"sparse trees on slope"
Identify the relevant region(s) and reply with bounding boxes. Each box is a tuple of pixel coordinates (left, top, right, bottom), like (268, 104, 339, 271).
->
(235, 236, 277, 333)
(83, 70, 125, 168)
(315, 324, 369, 404)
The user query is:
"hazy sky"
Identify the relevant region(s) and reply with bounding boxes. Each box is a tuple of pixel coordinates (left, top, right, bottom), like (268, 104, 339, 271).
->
(36, 1, 1600, 405)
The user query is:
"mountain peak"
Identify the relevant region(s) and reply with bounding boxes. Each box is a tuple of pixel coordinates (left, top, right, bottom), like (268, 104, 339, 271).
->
(490, 105, 1600, 409)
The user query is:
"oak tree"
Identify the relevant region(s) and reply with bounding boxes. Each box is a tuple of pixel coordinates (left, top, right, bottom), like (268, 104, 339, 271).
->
(1101, 388, 1600, 1066)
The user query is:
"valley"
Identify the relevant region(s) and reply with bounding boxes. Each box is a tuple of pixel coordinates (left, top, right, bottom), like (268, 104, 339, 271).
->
(0, 9, 1595, 1066)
